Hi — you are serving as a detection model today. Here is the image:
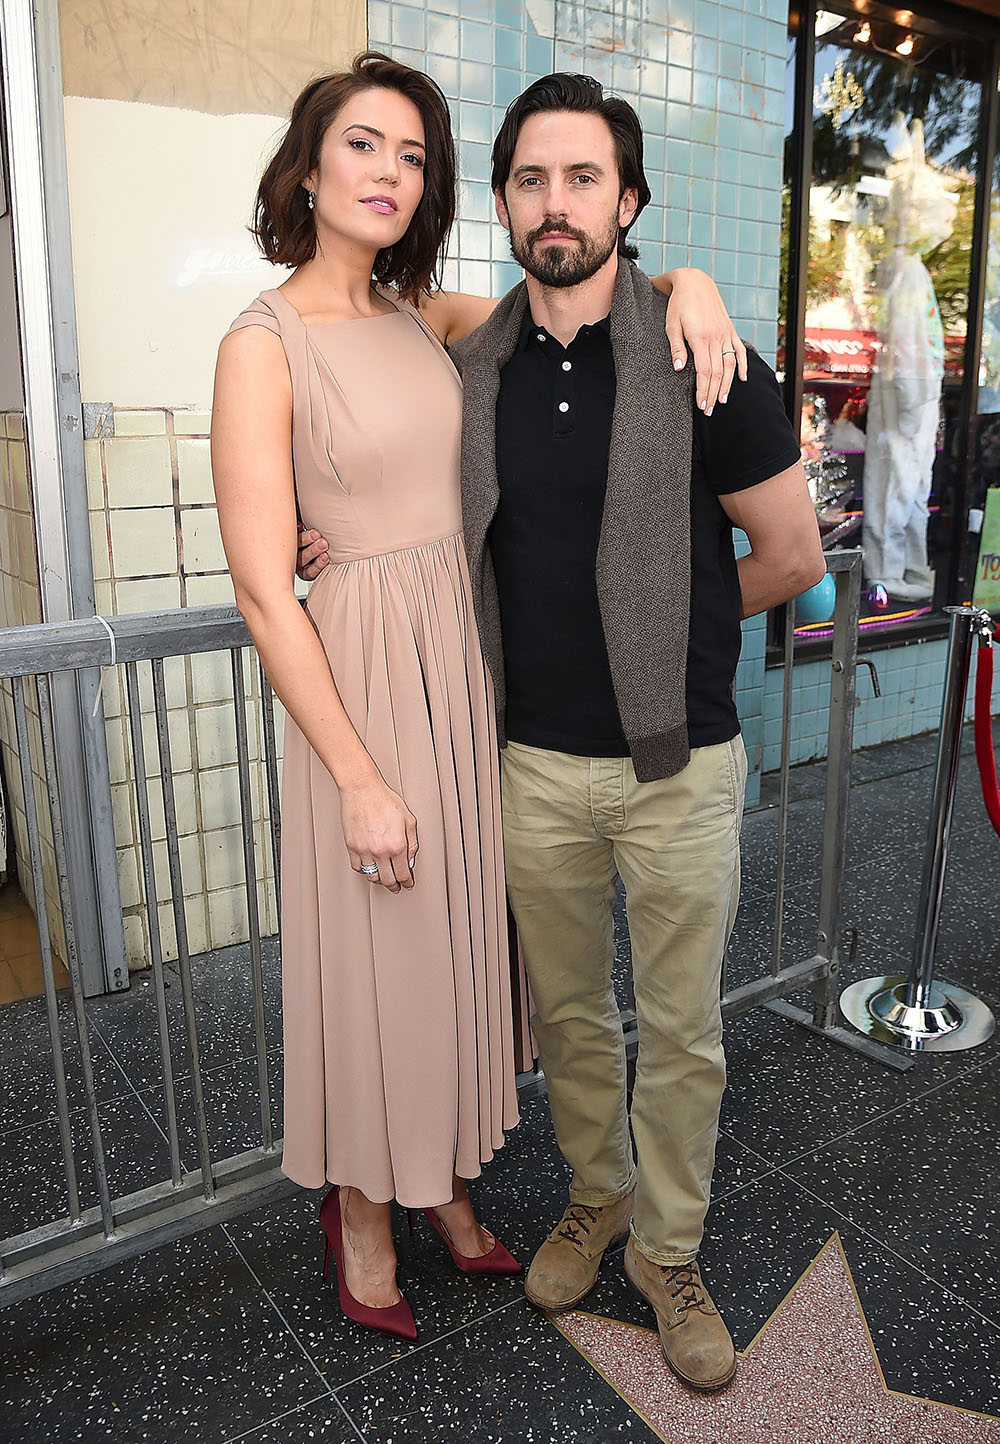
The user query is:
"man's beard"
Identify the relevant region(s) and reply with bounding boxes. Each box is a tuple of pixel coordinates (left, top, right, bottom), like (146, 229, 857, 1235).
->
(508, 211, 621, 288)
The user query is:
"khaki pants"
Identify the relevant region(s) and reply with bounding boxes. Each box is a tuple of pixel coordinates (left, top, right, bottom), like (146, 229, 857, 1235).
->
(500, 737, 747, 1265)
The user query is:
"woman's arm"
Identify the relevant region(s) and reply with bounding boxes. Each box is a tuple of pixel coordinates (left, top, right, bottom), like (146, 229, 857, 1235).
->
(211, 328, 417, 893)
(651, 267, 748, 414)
(416, 289, 498, 347)
(420, 268, 747, 413)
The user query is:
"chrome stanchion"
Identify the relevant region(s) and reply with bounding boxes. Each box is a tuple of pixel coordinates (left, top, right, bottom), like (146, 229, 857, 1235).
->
(839, 606, 997, 1052)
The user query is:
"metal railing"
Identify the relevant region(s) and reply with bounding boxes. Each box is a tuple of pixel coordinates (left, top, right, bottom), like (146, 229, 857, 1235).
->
(0, 607, 293, 1305)
(725, 549, 864, 1025)
(0, 553, 878, 1304)
(720, 548, 910, 1067)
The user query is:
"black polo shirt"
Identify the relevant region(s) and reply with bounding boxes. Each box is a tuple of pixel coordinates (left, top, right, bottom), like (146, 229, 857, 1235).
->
(490, 308, 801, 757)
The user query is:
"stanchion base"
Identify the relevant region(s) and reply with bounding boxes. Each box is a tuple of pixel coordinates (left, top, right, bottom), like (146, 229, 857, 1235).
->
(840, 975, 996, 1052)
(869, 981, 964, 1037)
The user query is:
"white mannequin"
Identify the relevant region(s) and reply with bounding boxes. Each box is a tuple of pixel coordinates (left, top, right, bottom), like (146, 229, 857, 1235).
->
(862, 117, 957, 600)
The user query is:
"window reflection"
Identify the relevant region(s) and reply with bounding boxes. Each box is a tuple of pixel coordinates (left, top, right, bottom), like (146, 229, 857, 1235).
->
(782, 7, 986, 639)
(969, 121, 1000, 612)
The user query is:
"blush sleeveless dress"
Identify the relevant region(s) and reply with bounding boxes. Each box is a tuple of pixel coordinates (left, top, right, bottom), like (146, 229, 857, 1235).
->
(226, 287, 521, 1206)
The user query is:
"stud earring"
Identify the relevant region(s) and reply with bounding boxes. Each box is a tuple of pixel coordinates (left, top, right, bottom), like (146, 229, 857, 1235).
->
(307, 190, 315, 210)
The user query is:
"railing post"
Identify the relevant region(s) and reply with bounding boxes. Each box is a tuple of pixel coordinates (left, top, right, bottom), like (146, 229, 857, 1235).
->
(811, 550, 861, 1029)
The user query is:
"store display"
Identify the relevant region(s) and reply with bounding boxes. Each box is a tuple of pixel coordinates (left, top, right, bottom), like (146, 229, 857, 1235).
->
(861, 117, 957, 601)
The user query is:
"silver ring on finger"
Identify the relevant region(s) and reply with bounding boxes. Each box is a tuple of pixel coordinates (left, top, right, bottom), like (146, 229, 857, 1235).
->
(722, 347, 736, 357)
(360, 862, 379, 876)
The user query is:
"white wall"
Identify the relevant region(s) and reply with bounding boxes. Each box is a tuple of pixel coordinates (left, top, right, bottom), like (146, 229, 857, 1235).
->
(63, 98, 287, 406)
(58, 0, 366, 407)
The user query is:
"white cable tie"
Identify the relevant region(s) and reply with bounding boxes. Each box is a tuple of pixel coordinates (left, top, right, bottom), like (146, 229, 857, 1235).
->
(91, 615, 118, 718)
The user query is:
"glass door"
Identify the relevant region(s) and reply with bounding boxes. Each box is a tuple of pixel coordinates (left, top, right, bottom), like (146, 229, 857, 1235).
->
(782, 3, 990, 641)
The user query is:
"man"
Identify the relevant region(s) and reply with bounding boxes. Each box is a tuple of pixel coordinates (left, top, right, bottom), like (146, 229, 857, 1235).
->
(301, 73, 824, 1391)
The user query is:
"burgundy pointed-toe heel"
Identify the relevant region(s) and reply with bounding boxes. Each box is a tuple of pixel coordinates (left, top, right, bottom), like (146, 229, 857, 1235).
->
(320, 1189, 417, 1342)
(408, 1206, 522, 1277)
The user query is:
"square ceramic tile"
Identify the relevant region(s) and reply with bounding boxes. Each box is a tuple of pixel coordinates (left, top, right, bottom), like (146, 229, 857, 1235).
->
(185, 572, 236, 606)
(176, 438, 214, 505)
(104, 437, 173, 508)
(171, 409, 212, 437)
(113, 408, 168, 437)
(89, 510, 111, 583)
(8, 440, 29, 513)
(109, 507, 178, 578)
(114, 575, 182, 613)
(181, 507, 228, 573)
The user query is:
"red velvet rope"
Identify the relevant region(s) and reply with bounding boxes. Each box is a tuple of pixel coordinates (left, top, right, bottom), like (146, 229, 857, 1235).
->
(974, 624, 1000, 838)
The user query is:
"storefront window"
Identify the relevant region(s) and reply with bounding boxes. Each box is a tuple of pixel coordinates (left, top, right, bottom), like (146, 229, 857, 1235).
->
(781, 3, 989, 642)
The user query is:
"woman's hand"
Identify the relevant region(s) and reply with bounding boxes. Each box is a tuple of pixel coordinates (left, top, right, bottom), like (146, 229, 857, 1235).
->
(654, 267, 748, 415)
(341, 778, 418, 893)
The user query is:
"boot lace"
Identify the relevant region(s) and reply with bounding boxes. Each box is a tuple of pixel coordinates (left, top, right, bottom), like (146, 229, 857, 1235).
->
(554, 1203, 601, 1249)
(663, 1263, 709, 1315)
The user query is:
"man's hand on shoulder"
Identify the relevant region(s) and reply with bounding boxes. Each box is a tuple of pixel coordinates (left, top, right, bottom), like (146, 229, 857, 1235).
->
(297, 527, 330, 581)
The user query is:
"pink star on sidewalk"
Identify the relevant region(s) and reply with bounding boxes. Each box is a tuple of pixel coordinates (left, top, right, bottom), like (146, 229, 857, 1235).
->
(555, 1234, 1000, 1443)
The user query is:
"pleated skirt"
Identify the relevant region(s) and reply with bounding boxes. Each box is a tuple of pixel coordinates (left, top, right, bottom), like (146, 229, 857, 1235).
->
(278, 531, 521, 1206)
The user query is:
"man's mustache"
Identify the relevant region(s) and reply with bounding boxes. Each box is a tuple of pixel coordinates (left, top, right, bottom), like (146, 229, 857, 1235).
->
(528, 221, 586, 245)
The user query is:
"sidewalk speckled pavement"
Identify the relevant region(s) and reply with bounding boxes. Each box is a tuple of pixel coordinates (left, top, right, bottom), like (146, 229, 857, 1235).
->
(1, 728, 998, 1443)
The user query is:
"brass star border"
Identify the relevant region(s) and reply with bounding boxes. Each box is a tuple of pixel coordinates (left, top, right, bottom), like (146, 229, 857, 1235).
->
(553, 1234, 1000, 1442)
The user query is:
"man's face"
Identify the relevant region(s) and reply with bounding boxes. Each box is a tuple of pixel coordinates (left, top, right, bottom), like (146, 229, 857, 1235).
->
(495, 110, 639, 288)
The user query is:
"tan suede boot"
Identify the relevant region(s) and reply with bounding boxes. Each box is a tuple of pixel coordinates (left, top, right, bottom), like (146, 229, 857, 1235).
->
(623, 1236, 736, 1391)
(525, 1192, 635, 1312)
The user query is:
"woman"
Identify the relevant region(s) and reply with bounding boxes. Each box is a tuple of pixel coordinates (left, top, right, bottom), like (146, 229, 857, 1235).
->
(212, 52, 745, 1343)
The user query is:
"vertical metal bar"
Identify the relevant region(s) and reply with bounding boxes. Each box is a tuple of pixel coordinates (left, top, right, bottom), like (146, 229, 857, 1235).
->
(905, 609, 976, 1009)
(771, 596, 796, 978)
(811, 553, 861, 1029)
(73, 666, 130, 995)
(231, 649, 273, 1151)
(258, 657, 281, 922)
(781, 0, 816, 431)
(769, 0, 813, 663)
(124, 662, 182, 1185)
(151, 657, 215, 1197)
(2, 0, 94, 618)
(1, 0, 127, 997)
(11, 677, 80, 1223)
(34, 675, 115, 1236)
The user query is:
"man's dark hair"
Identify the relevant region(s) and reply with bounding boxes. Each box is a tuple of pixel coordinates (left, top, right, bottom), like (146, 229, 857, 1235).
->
(490, 73, 651, 260)
(253, 52, 456, 302)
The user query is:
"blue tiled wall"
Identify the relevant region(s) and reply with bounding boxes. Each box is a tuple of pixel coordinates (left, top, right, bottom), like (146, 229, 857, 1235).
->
(761, 636, 1000, 775)
(370, 0, 788, 802)
(369, 0, 788, 346)
(368, 0, 987, 787)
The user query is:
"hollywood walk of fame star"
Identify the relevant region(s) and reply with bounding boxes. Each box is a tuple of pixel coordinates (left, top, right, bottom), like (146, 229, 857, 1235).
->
(554, 1234, 1000, 1443)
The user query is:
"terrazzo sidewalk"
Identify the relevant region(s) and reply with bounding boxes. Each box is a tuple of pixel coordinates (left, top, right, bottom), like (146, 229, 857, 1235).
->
(1, 727, 998, 1443)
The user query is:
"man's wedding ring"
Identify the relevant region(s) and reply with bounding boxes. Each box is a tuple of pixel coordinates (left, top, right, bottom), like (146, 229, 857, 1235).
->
(360, 863, 379, 876)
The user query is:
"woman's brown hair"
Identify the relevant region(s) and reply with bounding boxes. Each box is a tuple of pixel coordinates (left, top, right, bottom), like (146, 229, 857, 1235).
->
(253, 52, 456, 302)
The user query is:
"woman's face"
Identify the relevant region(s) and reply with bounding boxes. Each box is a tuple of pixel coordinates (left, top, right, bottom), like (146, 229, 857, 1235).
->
(307, 86, 427, 257)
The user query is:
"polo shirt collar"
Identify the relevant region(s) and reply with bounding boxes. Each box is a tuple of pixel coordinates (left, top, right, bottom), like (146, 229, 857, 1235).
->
(517, 307, 612, 354)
